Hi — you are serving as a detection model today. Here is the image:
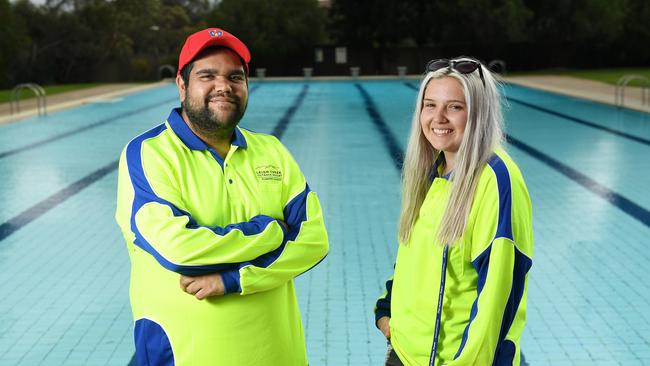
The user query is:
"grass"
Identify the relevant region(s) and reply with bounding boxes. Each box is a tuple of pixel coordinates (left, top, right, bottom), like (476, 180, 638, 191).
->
(510, 68, 650, 86)
(0, 83, 102, 104)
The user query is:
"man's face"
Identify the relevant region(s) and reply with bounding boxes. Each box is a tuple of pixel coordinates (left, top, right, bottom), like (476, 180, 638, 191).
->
(177, 48, 248, 137)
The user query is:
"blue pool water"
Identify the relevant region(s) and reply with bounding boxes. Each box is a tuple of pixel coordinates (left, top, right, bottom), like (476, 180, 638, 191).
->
(0, 79, 649, 365)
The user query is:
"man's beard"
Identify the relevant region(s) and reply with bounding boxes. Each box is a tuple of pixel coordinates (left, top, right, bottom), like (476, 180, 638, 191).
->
(183, 91, 247, 139)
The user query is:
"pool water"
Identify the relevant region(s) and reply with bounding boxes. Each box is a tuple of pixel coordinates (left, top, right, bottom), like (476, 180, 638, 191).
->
(0, 79, 648, 365)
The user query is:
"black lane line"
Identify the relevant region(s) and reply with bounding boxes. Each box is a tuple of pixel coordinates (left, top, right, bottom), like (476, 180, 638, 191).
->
(0, 97, 178, 160)
(404, 82, 418, 91)
(507, 96, 650, 146)
(403, 81, 650, 228)
(0, 86, 264, 242)
(355, 83, 404, 170)
(271, 84, 309, 139)
(0, 160, 119, 241)
(506, 135, 650, 227)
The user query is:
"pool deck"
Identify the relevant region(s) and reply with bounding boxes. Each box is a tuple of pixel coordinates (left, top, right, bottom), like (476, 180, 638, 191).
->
(1, 75, 648, 125)
(504, 75, 650, 114)
(0, 82, 170, 125)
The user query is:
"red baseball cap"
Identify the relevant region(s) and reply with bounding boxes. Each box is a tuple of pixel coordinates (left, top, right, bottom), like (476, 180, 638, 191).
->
(177, 27, 251, 76)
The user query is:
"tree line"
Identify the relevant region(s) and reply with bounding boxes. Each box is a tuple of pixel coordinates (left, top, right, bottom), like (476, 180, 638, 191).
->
(0, 0, 648, 87)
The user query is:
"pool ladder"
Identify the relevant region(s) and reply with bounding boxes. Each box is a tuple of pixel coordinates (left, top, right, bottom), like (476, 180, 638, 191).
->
(615, 75, 650, 108)
(10, 83, 47, 116)
(488, 59, 507, 75)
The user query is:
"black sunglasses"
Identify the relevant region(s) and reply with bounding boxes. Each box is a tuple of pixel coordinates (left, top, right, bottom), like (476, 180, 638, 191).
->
(425, 58, 485, 86)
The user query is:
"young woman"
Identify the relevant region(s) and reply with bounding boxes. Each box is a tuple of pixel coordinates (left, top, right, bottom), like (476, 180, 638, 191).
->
(375, 57, 533, 366)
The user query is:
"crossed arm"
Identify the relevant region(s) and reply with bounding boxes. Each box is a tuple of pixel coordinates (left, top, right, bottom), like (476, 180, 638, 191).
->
(117, 145, 329, 300)
(179, 184, 329, 300)
(179, 220, 289, 300)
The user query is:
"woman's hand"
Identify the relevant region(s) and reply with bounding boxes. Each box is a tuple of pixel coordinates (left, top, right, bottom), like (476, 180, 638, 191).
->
(377, 316, 391, 339)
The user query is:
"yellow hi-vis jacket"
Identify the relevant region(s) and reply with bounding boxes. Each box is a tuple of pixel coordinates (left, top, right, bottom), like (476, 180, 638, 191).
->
(375, 149, 533, 366)
(115, 108, 329, 365)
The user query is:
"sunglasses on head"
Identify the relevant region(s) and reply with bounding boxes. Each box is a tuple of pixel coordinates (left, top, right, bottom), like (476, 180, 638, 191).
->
(425, 58, 485, 86)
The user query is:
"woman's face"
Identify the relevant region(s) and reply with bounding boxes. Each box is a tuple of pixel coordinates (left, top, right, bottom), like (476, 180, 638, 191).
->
(420, 77, 468, 157)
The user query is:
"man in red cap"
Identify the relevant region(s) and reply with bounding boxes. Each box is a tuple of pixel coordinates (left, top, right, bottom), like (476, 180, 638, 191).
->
(115, 27, 329, 365)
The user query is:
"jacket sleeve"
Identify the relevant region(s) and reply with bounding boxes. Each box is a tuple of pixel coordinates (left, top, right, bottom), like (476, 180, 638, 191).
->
(449, 162, 533, 365)
(115, 144, 287, 277)
(374, 272, 394, 326)
(220, 147, 329, 295)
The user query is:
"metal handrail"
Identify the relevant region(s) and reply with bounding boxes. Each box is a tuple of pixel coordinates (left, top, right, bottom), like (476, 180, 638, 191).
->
(302, 67, 313, 80)
(158, 64, 175, 80)
(488, 59, 507, 75)
(615, 75, 650, 108)
(10, 83, 47, 116)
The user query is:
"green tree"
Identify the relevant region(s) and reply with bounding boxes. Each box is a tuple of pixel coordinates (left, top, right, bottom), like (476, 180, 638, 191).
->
(328, 0, 532, 72)
(329, 0, 422, 73)
(162, 0, 211, 23)
(330, 0, 532, 47)
(0, 0, 30, 87)
(102, 0, 203, 79)
(619, 0, 650, 63)
(209, 0, 327, 74)
(443, 0, 532, 44)
(525, 0, 626, 43)
(9, 0, 198, 83)
(11, 0, 70, 83)
(329, 0, 412, 47)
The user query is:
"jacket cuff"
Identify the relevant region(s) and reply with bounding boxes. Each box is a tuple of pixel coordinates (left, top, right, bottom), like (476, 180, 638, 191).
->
(220, 269, 242, 294)
(374, 309, 391, 328)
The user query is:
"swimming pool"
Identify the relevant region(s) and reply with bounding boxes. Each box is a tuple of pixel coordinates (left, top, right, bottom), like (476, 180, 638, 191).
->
(0, 79, 648, 365)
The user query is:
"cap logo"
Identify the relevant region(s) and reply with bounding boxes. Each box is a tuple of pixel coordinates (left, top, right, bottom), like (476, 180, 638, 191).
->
(209, 30, 223, 37)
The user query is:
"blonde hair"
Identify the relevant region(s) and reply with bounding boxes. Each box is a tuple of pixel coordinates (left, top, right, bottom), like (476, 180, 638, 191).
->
(398, 60, 504, 245)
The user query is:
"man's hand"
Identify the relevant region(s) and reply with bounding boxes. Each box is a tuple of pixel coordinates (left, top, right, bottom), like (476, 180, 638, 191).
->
(377, 316, 391, 339)
(180, 273, 225, 300)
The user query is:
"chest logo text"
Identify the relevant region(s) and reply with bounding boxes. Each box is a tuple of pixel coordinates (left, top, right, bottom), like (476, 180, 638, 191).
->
(255, 165, 283, 182)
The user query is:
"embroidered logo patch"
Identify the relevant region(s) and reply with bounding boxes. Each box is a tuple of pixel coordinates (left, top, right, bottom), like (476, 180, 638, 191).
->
(255, 165, 282, 182)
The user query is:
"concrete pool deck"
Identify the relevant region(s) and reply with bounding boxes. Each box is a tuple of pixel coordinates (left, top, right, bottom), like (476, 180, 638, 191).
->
(0, 82, 169, 125)
(504, 75, 650, 114)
